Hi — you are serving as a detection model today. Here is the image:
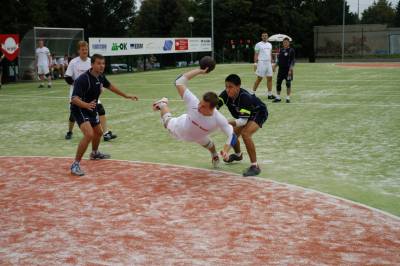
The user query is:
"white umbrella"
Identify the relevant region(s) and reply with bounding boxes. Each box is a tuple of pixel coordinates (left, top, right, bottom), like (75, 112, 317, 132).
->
(268, 34, 292, 42)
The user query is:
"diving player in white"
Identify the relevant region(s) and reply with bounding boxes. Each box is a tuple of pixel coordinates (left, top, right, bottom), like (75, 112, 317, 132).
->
(152, 67, 236, 168)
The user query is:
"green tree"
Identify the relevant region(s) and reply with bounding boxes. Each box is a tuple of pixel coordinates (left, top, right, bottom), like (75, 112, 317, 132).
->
(361, 0, 395, 24)
(394, 0, 400, 26)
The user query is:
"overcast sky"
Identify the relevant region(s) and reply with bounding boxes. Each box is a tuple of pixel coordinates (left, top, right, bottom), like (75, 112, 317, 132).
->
(347, 0, 398, 15)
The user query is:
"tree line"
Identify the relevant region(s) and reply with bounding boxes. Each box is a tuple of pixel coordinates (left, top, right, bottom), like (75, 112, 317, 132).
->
(1, 0, 400, 60)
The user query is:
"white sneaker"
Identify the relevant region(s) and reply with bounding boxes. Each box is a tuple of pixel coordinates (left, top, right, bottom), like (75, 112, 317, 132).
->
(152, 97, 169, 111)
(212, 155, 220, 168)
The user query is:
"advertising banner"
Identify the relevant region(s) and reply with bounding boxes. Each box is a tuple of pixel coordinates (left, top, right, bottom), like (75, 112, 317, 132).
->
(89, 37, 211, 56)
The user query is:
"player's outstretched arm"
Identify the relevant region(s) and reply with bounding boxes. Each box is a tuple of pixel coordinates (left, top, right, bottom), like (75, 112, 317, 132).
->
(109, 84, 138, 101)
(175, 68, 209, 98)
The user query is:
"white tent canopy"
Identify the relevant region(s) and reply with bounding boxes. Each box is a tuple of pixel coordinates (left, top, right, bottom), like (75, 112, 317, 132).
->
(268, 34, 292, 42)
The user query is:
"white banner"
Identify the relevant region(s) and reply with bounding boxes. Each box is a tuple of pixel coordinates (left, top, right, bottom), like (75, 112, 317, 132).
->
(89, 37, 212, 56)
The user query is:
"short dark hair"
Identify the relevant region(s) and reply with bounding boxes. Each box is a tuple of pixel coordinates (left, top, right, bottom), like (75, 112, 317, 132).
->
(91, 54, 104, 64)
(203, 92, 219, 108)
(283, 37, 290, 42)
(225, 74, 241, 86)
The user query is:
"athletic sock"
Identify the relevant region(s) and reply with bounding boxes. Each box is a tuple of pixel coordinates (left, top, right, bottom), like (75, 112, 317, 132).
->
(276, 95, 281, 100)
(286, 96, 290, 100)
(251, 162, 258, 167)
(235, 152, 242, 157)
(267, 91, 272, 96)
(211, 152, 218, 157)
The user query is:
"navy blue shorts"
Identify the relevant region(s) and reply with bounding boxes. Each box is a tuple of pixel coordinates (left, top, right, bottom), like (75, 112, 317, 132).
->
(249, 109, 268, 128)
(70, 105, 100, 127)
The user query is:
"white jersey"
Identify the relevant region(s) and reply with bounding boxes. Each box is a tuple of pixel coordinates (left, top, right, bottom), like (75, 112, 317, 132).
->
(65, 56, 91, 99)
(35, 47, 50, 66)
(168, 89, 233, 145)
(254, 41, 272, 61)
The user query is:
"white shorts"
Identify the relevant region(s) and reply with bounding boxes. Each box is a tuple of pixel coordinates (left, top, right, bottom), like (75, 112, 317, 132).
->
(255, 61, 273, 77)
(37, 65, 50, 75)
(166, 115, 211, 146)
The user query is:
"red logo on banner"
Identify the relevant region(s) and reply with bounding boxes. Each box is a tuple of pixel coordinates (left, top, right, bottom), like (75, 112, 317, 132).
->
(0, 34, 20, 61)
(175, 39, 188, 51)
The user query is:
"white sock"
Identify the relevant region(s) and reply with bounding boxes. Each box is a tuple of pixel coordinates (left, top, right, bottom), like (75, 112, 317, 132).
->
(251, 162, 258, 167)
(276, 95, 281, 100)
(235, 152, 242, 156)
(267, 91, 272, 96)
(286, 96, 290, 100)
(211, 152, 218, 157)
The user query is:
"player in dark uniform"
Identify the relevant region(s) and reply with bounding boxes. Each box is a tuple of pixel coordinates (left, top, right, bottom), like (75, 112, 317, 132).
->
(217, 74, 268, 176)
(70, 54, 138, 176)
(273, 37, 295, 103)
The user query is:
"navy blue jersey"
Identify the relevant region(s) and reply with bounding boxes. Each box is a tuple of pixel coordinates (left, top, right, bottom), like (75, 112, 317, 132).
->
(217, 88, 267, 119)
(71, 70, 111, 104)
(277, 47, 295, 70)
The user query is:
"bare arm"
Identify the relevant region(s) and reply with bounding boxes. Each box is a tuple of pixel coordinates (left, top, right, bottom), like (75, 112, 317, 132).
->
(108, 84, 138, 101)
(175, 68, 208, 98)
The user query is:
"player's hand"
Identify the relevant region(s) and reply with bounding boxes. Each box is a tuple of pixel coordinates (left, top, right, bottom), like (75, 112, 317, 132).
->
(86, 100, 97, 111)
(220, 151, 229, 161)
(199, 67, 209, 74)
(126, 95, 138, 101)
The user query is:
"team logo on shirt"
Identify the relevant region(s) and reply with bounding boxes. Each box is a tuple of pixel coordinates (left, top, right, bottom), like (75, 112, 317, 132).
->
(0, 34, 20, 61)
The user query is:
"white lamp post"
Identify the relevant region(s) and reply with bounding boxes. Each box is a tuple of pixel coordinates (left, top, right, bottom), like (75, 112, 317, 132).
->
(188, 16, 195, 64)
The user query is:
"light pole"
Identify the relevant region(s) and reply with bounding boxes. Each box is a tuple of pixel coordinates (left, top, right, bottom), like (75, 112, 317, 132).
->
(342, 0, 345, 63)
(188, 16, 194, 64)
(211, 0, 214, 59)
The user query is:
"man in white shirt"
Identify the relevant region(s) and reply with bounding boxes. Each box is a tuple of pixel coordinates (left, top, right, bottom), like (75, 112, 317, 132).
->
(64, 41, 117, 141)
(35, 40, 52, 88)
(152, 68, 236, 168)
(252, 32, 276, 99)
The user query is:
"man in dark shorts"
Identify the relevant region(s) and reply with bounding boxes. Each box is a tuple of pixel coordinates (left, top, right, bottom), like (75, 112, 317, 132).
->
(273, 37, 295, 103)
(70, 54, 138, 176)
(217, 74, 268, 176)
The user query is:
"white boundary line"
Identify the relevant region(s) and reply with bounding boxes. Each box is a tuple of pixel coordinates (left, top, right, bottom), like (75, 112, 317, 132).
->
(0, 95, 399, 107)
(1, 155, 399, 221)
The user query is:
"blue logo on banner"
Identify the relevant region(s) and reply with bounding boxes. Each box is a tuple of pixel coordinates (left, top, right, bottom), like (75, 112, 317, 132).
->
(163, 40, 173, 51)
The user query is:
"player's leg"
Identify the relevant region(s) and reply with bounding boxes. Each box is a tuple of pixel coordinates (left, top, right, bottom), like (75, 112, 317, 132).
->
(38, 66, 45, 88)
(241, 121, 261, 176)
(97, 103, 117, 141)
(71, 121, 94, 176)
(286, 76, 292, 103)
(45, 67, 52, 88)
(252, 76, 263, 92)
(266, 62, 275, 99)
(273, 72, 284, 103)
(65, 112, 75, 139)
(90, 122, 110, 160)
(198, 137, 220, 168)
(224, 125, 244, 163)
(0, 68, 2, 89)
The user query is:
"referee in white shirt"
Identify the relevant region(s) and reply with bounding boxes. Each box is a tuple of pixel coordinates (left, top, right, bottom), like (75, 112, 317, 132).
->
(252, 32, 276, 99)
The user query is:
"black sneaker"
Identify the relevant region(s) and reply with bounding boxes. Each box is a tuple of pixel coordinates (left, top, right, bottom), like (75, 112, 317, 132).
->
(38, 84, 44, 88)
(267, 95, 276, 100)
(286, 99, 290, 103)
(47, 84, 52, 88)
(223, 153, 243, 163)
(103, 131, 117, 141)
(243, 165, 261, 176)
(65, 131, 73, 140)
(90, 151, 111, 160)
(272, 98, 282, 103)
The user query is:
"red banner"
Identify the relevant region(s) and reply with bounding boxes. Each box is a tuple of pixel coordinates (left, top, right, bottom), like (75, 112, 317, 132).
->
(0, 34, 20, 61)
(175, 39, 188, 51)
